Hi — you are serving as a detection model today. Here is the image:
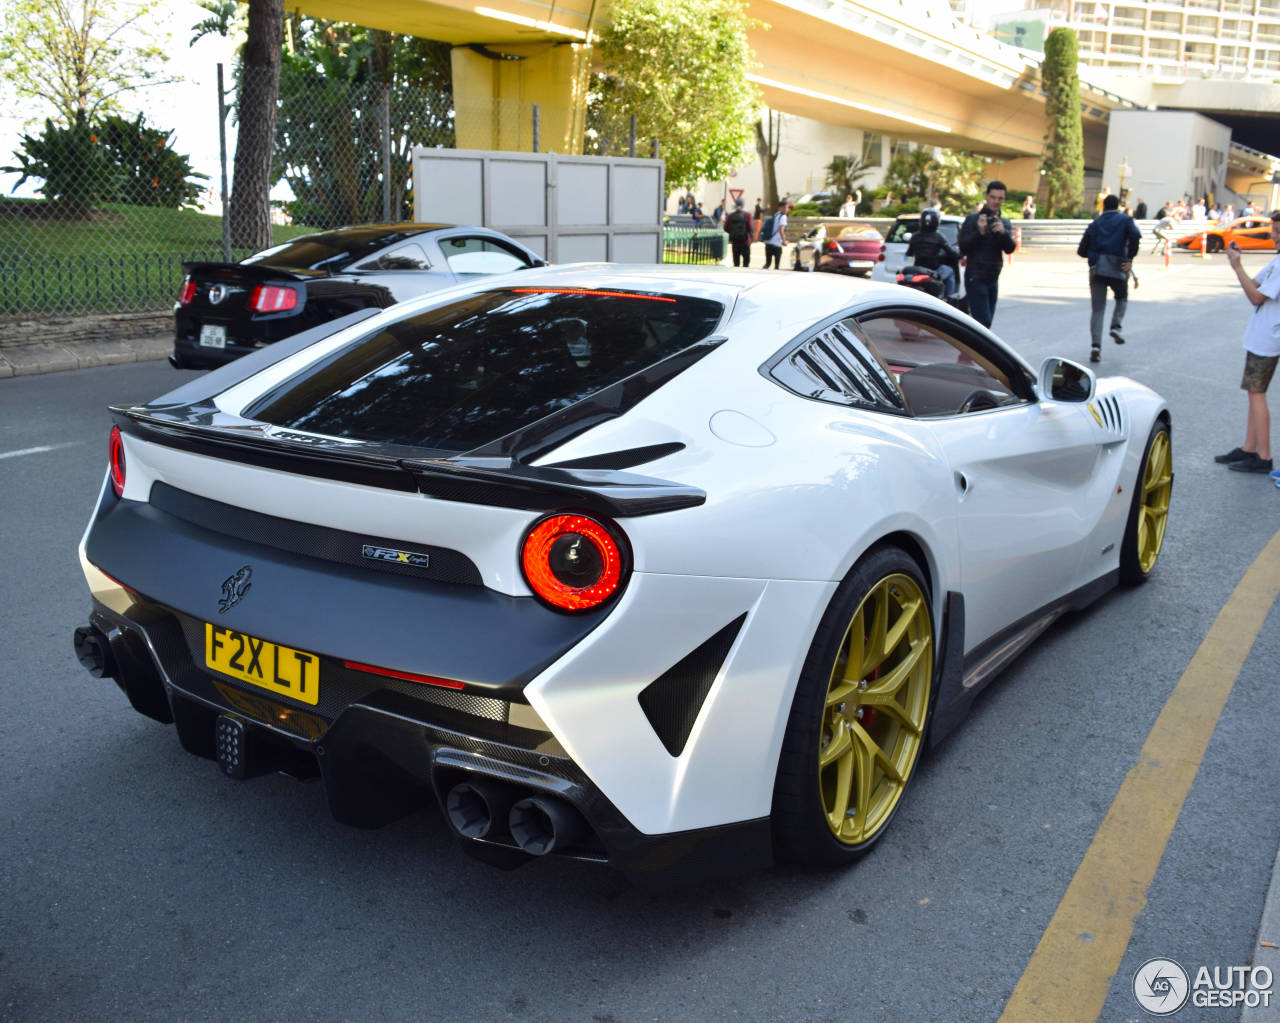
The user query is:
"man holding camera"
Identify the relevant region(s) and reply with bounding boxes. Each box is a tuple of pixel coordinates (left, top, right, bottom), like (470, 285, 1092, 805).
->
(958, 181, 1017, 328)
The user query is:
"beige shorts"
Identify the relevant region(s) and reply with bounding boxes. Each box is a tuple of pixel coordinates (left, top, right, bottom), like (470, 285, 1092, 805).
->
(1241, 351, 1278, 393)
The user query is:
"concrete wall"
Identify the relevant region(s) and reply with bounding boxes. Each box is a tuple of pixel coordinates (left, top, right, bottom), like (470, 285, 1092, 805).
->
(1104, 109, 1232, 208)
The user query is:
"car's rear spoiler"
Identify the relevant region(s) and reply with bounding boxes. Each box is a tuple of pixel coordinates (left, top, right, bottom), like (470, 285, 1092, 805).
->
(109, 406, 705, 518)
(180, 261, 312, 282)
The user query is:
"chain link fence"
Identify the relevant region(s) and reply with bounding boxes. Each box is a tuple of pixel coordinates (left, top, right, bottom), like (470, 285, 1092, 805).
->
(0, 67, 546, 321)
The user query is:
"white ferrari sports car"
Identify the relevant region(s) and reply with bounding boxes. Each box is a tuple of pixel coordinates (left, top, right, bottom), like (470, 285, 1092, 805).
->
(74, 265, 1172, 884)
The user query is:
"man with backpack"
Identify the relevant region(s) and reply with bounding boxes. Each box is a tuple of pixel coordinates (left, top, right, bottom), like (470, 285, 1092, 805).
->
(723, 198, 754, 267)
(1078, 192, 1142, 363)
(762, 200, 792, 270)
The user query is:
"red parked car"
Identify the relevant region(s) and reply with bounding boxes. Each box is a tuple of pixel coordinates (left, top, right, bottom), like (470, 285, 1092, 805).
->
(791, 223, 884, 276)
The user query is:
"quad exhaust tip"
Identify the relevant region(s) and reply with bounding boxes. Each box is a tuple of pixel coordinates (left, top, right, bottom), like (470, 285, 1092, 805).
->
(508, 795, 587, 856)
(73, 624, 116, 679)
(445, 780, 518, 840)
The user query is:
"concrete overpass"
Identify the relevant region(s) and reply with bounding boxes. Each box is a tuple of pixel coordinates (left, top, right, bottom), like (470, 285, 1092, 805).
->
(286, 0, 1143, 169)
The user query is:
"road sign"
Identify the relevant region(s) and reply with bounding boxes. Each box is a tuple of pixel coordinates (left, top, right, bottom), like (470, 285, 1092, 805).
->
(729, 188, 744, 201)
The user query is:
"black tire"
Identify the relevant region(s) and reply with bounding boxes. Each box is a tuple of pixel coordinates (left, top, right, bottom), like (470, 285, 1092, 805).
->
(773, 546, 936, 866)
(1206, 235, 1223, 253)
(1119, 420, 1173, 585)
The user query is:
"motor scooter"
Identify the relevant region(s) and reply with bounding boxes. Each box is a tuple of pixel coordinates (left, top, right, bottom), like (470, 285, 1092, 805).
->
(894, 264, 968, 312)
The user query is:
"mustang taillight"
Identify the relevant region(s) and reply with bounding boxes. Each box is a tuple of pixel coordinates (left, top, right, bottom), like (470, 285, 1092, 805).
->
(178, 277, 197, 305)
(826, 241, 840, 252)
(249, 284, 299, 313)
(521, 513, 626, 612)
(108, 426, 126, 497)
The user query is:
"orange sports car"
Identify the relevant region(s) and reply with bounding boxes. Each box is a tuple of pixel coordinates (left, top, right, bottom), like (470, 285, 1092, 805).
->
(1176, 215, 1276, 252)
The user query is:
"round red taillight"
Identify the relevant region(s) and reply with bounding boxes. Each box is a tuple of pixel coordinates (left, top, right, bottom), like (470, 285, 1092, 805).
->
(108, 426, 126, 498)
(521, 513, 626, 612)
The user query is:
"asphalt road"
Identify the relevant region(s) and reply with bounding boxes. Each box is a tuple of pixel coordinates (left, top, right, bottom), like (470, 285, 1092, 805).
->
(2, 250, 1278, 1023)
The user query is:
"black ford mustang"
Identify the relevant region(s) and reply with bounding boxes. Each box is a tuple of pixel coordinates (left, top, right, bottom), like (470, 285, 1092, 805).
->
(172, 223, 546, 369)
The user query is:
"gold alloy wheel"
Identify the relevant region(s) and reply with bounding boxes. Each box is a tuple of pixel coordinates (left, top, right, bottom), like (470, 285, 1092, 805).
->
(1137, 430, 1172, 574)
(818, 572, 932, 845)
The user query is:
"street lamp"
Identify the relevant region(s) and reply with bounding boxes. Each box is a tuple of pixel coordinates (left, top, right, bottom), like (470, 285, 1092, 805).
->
(1118, 156, 1132, 203)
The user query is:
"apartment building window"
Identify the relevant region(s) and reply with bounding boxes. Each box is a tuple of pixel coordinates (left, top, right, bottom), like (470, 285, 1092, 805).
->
(1186, 15, 1218, 33)
(861, 133, 882, 168)
(1111, 32, 1143, 54)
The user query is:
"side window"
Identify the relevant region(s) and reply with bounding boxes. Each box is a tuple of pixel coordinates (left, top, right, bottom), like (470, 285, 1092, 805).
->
(855, 314, 1029, 417)
(354, 243, 431, 271)
(767, 317, 907, 414)
(442, 237, 531, 275)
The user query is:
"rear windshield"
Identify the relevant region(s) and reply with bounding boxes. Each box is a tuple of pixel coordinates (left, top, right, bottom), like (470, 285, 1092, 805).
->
(250, 287, 725, 452)
(885, 219, 959, 246)
(242, 229, 428, 273)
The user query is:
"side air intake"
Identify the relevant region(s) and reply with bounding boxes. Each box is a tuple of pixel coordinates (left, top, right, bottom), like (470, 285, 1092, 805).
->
(637, 614, 747, 757)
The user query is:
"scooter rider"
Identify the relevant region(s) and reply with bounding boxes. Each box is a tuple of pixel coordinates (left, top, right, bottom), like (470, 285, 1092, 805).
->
(905, 208, 959, 298)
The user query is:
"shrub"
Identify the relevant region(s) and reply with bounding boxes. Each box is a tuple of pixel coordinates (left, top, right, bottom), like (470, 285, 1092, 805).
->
(4, 118, 121, 214)
(98, 113, 207, 209)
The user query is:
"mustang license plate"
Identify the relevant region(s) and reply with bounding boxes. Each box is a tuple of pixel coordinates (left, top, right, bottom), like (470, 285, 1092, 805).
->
(199, 324, 226, 348)
(204, 624, 320, 705)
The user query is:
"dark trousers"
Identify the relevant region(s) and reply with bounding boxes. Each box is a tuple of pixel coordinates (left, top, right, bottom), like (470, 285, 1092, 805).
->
(764, 244, 782, 269)
(732, 240, 751, 267)
(1089, 271, 1128, 348)
(965, 276, 999, 327)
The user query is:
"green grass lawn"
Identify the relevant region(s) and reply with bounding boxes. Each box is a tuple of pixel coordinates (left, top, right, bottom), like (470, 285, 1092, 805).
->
(0, 198, 314, 317)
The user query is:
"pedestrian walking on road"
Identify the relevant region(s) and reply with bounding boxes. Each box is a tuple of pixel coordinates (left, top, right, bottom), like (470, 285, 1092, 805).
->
(958, 180, 1016, 328)
(1078, 193, 1142, 363)
(723, 198, 754, 267)
(1215, 210, 1280, 475)
(762, 201, 791, 270)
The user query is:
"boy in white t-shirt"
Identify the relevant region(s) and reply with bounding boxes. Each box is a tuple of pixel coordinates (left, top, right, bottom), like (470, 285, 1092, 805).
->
(1215, 210, 1280, 474)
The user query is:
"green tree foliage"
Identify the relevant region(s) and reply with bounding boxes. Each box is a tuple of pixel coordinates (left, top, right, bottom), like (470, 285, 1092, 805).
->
(4, 113, 205, 213)
(883, 147, 933, 199)
(272, 20, 453, 228)
(4, 119, 121, 213)
(588, 0, 759, 189)
(98, 113, 207, 208)
(929, 150, 984, 211)
(824, 154, 872, 203)
(1040, 27, 1084, 217)
(0, 0, 172, 124)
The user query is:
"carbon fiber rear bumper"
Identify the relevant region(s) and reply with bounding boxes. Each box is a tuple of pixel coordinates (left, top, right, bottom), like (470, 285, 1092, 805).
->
(76, 595, 773, 887)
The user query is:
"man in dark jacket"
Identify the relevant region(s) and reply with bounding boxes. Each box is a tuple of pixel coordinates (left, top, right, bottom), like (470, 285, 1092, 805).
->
(958, 181, 1016, 327)
(1078, 193, 1142, 363)
(722, 198, 754, 267)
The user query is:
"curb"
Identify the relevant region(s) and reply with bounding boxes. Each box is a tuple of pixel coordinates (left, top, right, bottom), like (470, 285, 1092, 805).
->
(0, 335, 170, 379)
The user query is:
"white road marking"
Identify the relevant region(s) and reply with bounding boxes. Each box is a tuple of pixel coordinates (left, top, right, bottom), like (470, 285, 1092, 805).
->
(0, 441, 82, 461)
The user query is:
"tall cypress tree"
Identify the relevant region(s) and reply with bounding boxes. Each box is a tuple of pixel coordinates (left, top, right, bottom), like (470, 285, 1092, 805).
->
(1041, 27, 1084, 218)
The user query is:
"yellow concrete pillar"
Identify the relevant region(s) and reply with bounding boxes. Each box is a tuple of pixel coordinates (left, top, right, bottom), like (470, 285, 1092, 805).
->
(450, 43, 586, 154)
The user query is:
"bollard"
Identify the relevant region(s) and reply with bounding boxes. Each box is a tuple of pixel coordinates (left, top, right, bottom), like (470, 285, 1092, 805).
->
(1164, 241, 1171, 269)
(1014, 225, 1022, 254)
(1199, 231, 1207, 258)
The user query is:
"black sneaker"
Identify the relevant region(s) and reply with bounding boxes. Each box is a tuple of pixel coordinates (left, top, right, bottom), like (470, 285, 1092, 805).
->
(1227, 453, 1274, 473)
(1110, 327, 1126, 344)
(1214, 446, 1250, 464)
(1090, 348, 1101, 363)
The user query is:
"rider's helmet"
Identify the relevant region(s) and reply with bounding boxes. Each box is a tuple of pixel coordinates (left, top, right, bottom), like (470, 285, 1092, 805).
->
(919, 208, 940, 233)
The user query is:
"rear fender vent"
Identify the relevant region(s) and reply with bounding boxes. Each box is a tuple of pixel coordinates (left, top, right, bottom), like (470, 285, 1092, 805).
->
(637, 614, 747, 757)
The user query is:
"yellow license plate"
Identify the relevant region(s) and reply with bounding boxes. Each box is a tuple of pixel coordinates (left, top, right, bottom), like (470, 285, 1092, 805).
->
(204, 624, 320, 705)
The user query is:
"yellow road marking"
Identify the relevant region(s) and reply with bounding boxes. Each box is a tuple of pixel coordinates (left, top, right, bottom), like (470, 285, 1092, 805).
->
(1000, 529, 1280, 1023)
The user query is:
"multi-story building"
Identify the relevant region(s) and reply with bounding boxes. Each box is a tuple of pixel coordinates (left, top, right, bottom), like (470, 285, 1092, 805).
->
(989, 0, 1280, 79)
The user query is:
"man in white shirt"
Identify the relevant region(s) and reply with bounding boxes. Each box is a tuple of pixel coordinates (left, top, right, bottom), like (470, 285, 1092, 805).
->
(838, 191, 860, 218)
(763, 201, 793, 270)
(1215, 210, 1280, 474)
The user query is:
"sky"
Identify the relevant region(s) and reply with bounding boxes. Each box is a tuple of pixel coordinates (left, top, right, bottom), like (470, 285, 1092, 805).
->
(1, 0, 241, 203)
